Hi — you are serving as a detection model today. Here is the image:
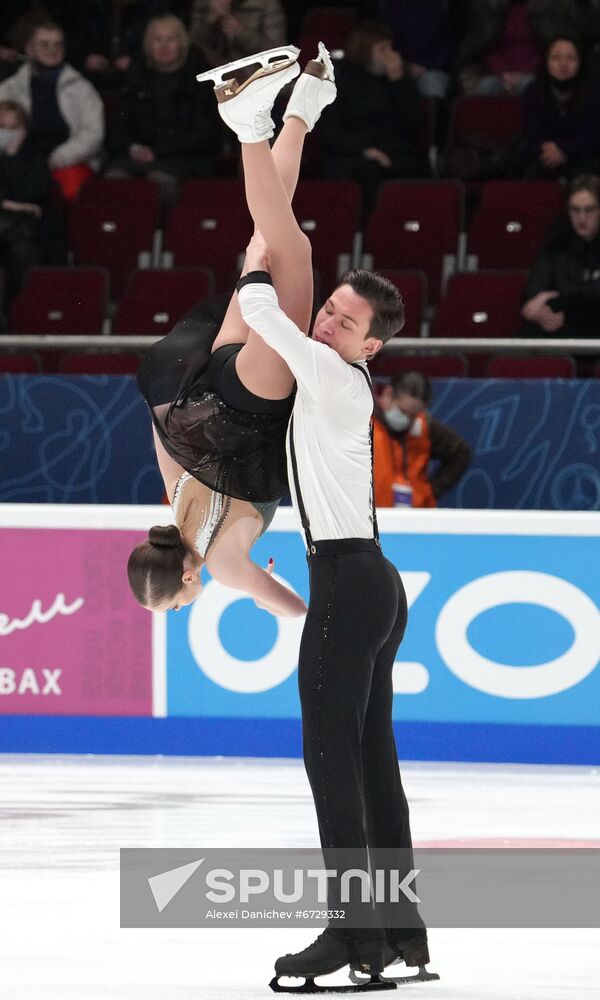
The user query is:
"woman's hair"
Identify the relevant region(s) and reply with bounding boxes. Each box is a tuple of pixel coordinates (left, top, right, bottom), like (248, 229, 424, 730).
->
(567, 173, 600, 204)
(27, 20, 64, 44)
(143, 14, 189, 70)
(391, 370, 432, 405)
(0, 100, 30, 128)
(538, 35, 587, 110)
(127, 524, 189, 607)
(344, 20, 393, 70)
(336, 268, 405, 345)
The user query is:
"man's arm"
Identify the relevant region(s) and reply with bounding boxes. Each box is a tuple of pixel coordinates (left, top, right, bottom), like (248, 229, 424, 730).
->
(428, 418, 471, 500)
(236, 272, 352, 402)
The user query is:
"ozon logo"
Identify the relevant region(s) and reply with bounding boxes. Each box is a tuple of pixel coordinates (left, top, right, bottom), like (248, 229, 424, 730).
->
(436, 570, 600, 699)
(188, 574, 304, 693)
(188, 570, 599, 701)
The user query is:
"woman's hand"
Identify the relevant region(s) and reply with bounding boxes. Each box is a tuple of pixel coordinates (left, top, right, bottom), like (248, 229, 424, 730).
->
(363, 147, 392, 169)
(540, 142, 565, 169)
(253, 557, 275, 611)
(243, 230, 271, 275)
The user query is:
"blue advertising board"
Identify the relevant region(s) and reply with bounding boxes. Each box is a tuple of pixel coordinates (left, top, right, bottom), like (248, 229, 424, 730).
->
(0, 506, 598, 763)
(164, 510, 600, 734)
(1, 375, 600, 510)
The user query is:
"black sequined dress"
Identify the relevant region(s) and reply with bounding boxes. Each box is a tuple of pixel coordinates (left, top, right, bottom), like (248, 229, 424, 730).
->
(137, 294, 293, 503)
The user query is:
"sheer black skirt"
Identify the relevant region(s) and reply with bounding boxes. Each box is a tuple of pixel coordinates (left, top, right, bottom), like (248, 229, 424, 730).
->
(137, 294, 293, 504)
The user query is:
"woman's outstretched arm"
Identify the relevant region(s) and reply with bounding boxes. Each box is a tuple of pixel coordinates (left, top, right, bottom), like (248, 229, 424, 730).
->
(206, 548, 307, 618)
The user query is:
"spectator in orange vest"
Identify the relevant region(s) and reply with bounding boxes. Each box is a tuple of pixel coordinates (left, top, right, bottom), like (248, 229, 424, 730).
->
(373, 370, 471, 507)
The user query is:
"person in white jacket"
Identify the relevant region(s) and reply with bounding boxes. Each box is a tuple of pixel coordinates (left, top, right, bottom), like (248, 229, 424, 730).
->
(0, 20, 104, 188)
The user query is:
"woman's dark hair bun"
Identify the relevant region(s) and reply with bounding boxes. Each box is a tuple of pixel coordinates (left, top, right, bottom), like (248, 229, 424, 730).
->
(148, 524, 182, 549)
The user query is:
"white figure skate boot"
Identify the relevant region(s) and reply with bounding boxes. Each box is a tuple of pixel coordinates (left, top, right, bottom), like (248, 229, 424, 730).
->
(196, 45, 300, 143)
(282, 42, 337, 131)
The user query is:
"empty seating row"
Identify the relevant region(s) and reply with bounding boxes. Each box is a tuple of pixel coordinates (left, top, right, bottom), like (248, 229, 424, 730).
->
(7, 266, 214, 336)
(3, 266, 532, 340)
(63, 176, 566, 303)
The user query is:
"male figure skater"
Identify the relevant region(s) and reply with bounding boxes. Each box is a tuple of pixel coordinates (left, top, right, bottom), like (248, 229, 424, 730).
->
(198, 42, 436, 992)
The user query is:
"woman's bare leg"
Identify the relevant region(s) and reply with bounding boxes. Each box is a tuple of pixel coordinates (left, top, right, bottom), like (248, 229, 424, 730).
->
(211, 118, 313, 399)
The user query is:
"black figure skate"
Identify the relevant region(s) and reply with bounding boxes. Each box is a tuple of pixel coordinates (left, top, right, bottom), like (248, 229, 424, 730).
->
(269, 929, 397, 993)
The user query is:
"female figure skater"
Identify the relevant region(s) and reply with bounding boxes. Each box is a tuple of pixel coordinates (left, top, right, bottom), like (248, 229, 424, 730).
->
(127, 43, 336, 618)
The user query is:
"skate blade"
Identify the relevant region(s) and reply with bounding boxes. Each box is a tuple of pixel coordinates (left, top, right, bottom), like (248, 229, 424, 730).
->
(350, 965, 440, 986)
(215, 60, 299, 102)
(196, 45, 300, 86)
(270, 974, 396, 993)
(304, 41, 336, 82)
(317, 41, 335, 81)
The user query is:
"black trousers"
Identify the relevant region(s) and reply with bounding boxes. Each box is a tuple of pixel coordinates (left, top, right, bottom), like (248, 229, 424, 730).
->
(298, 538, 425, 943)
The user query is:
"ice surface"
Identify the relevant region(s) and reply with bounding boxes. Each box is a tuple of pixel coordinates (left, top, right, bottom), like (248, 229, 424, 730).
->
(1, 755, 598, 999)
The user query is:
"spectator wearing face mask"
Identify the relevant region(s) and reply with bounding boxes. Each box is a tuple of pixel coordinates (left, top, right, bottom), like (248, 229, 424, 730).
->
(0, 98, 51, 298)
(373, 370, 471, 508)
(0, 20, 104, 201)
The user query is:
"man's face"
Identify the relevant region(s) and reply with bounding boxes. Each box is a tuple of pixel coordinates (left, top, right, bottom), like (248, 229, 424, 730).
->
(312, 284, 381, 363)
(27, 28, 65, 67)
(568, 191, 600, 241)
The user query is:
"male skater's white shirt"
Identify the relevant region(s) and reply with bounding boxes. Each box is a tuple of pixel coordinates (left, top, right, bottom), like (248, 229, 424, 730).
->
(237, 276, 374, 542)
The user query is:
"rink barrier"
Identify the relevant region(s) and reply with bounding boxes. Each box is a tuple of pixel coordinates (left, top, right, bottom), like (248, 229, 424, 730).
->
(2, 375, 600, 509)
(0, 505, 599, 764)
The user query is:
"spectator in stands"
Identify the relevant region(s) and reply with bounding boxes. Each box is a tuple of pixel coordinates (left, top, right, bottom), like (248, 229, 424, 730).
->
(318, 20, 425, 211)
(0, 3, 82, 82)
(68, 1, 191, 83)
(456, 0, 587, 96)
(106, 14, 219, 205)
(0, 99, 51, 298)
(373, 370, 471, 508)
(509, 36, 600, 178)
(381, 0, 454, 99)
(189, 0, 286, 68)
(0, 21, 104, 201)
(521, 174, 600, 338)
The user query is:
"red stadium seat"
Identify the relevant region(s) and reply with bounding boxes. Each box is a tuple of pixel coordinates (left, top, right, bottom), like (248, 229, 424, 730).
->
(377, 270, 427, 339)
(0, 352, 41, 372)
(468, 182, 565, 269)
(293, 180, 361, 289)
(176, 177, 245, 207)
(369, 353, 468, 379)
(113, 268, 215, 335)
(164, 191, 252, 292)
(487, 355, 576, 378)
(431, 270, 528, 338)
(363, 181, 464, 302)
(68, 200, 159, 297)
(432, 270, 529, 376)
(298, 8, 358, 54)
(77, 175, 161, 216)
(8, 267, 109, 334)
(59, 352, 141, 374)
(446, 94, 524, 149)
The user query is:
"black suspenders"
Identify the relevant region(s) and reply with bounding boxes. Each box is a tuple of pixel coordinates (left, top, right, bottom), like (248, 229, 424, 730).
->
(288, 363, 381, 557)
